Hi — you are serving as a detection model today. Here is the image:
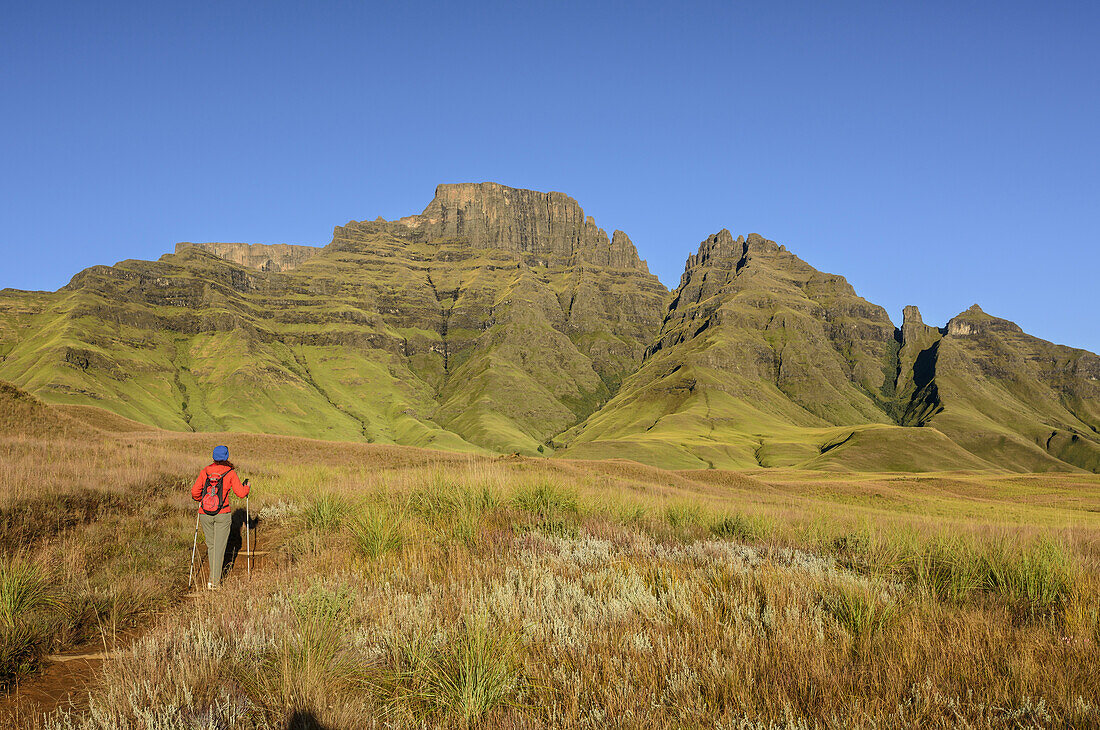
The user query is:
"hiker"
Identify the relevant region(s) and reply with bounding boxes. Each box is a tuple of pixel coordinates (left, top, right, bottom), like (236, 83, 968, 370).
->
(191, 445, 250, 589)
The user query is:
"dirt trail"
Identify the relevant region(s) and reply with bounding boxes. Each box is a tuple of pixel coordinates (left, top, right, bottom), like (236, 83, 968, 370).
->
(0, 631, 139, 726)
(0, 520, 277, 727)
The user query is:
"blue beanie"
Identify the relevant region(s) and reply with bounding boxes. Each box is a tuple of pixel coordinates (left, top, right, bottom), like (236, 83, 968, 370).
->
(213, 445, 229, 462)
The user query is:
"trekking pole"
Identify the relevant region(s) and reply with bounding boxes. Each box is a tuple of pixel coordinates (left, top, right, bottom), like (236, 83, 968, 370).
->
(187, 511, 200, 590)
(244, 480, 251, 579)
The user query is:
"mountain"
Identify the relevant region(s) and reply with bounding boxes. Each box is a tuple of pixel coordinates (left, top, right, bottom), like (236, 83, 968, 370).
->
(894, 304, 1100, 472)
(557, 230, 1100, 473)
(0, 183, 1096, 472)
(0, 183, 669, 455)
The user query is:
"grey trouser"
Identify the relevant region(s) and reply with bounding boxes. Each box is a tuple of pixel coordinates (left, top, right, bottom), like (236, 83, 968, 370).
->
(199, 512, 232, 586)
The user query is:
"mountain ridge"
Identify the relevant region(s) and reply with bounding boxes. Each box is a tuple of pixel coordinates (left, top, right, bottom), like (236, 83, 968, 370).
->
(1, 182, 1096, 473)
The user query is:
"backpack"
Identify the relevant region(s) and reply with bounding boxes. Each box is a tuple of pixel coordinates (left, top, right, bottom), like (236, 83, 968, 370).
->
(199, 468, 233, 515)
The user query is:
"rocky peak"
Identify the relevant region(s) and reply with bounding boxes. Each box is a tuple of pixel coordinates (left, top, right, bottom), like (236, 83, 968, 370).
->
(174, 242, 319, 272)
(681, 230, 741, 283)
(678, 229, 790, 290)
(946, 304, 1023, 338)
(900, 305, 938, 342)
(395, 182, 649, 272)
(609, 230, 647, 271)
(745, 232, 781, 253)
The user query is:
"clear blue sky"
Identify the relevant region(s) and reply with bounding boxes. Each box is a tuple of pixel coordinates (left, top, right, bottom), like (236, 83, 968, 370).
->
(2, 1, 1097, 352)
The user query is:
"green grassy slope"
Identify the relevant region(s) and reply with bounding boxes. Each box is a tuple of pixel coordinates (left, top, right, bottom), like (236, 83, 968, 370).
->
(802, 425, 1001, 472)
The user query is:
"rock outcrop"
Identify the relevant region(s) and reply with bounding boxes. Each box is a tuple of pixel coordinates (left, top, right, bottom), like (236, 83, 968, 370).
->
(895, 304, 943, 425)
(174, 242, 320, 271)
(397, 183, 651, 271)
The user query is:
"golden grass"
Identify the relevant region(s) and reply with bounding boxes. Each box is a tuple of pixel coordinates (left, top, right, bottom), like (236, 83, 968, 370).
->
(0, 424, 1097, 728)
(0, 434, 202, 692)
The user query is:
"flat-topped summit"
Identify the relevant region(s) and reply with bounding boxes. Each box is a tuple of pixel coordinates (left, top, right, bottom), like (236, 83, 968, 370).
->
(396, 182, 649, 271)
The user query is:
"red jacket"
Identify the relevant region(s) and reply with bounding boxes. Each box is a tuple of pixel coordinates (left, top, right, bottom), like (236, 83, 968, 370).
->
(191, 464, 249, 514)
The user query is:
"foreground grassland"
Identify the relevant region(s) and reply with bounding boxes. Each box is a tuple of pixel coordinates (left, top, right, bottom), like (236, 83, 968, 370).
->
(2, 426, 1099, 728)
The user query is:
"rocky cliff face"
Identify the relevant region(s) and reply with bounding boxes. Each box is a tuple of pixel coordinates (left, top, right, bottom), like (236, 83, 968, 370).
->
(397, 183, 650, 271)
(895, 305, 943, 426)
(174, 242, 320, 271)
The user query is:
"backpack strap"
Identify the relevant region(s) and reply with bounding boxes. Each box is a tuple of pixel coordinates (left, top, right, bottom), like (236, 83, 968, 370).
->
(207, 466, 234, 483)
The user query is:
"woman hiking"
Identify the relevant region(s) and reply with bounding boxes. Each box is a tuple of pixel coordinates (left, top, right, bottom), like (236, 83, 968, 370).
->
(191, 445, 250, 589)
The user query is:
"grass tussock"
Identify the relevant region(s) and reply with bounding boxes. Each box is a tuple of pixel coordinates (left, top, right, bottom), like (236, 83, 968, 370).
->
(405, 475, 505, 547)
(982, 537, 1074, 617)
(512, 480, 579, 539)
(350, 508, 406, 560)
(512, 480, 578, 518)
(394, 615, 524, 725)
(0, 558, 62, 629)
(300, 493, 350, 533)
(664, 502, 703, 531)
(710, 511, 772, 542)
(236, 585, 367, 726)
(0, 623, 40, 683)
(822, 581, 899, 650)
